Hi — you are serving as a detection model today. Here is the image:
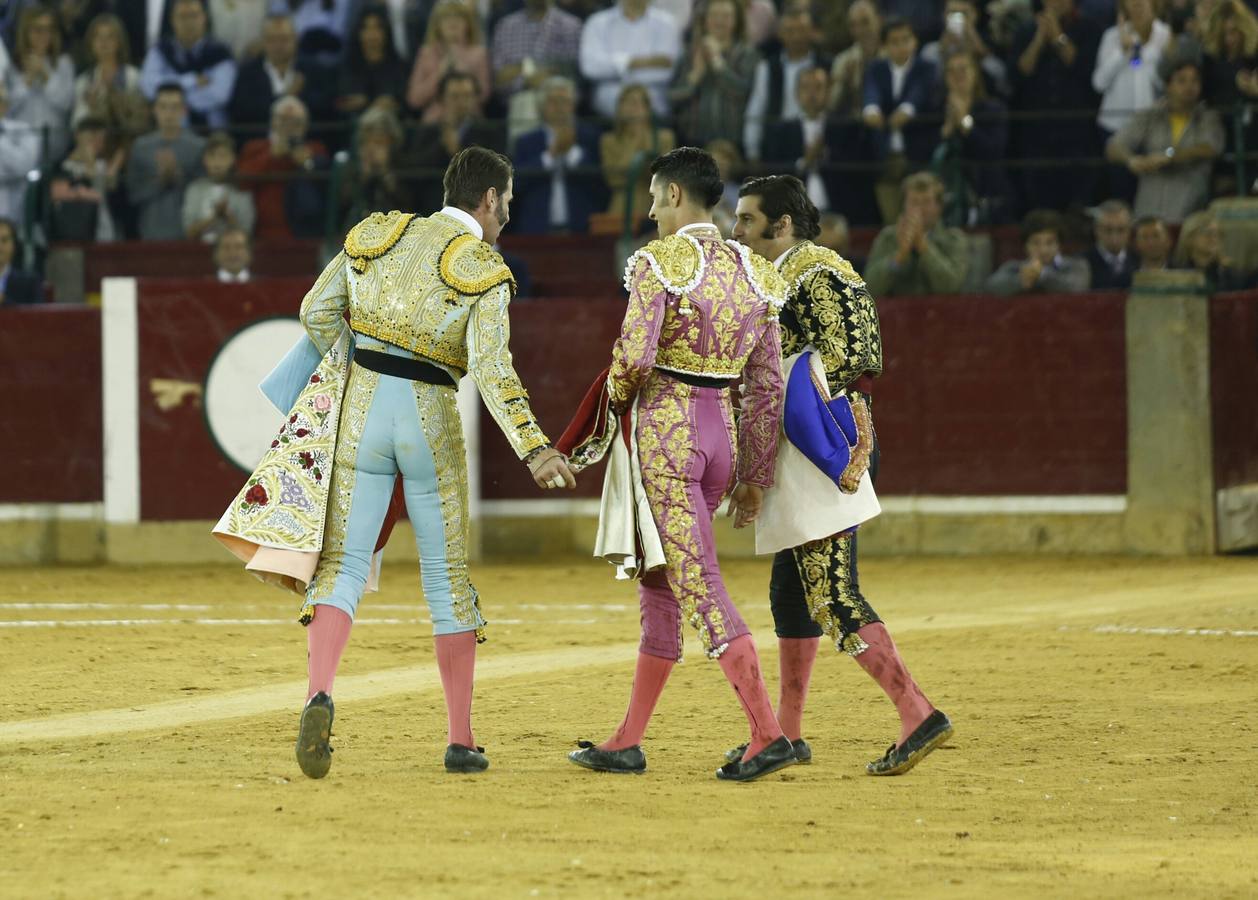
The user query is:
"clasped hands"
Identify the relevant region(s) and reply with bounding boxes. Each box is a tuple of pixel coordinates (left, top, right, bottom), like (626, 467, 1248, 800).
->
(528, 447, 577, 491)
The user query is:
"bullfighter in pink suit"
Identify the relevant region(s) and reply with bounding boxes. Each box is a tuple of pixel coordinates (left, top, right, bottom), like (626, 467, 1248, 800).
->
(567, 147, 795, 782)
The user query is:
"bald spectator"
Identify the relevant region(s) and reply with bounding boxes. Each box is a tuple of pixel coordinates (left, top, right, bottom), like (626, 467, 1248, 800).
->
(986, 209, 1090, 295)
(125, 83, 206, 239)
(1087, 199, 1137, 289)
(744, 8, 830, 161)
(512, 76, 604, 234)
(214, 227, 252, 283)
(579, 0, 683, 119)
(229, 14, 330, 130)
(139, 0, 235, 128)
(236, 95, 328, 240)
(865, 171, 969, 296)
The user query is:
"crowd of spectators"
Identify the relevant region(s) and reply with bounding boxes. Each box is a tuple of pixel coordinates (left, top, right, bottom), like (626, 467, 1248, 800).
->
(5, 0, 1258, 305)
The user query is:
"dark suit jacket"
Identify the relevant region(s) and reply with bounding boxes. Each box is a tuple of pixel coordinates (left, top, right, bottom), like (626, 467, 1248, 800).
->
(1, 268, 44, 304)
(761, 117, 843, 205)
(510, 123, 604, 234)
(113, 0, 177, 65)
(1086, 246, 1137, 290)
(228, 56, 336, 131)
(861, 55, 938, 163)
(405, 119, 507, 213)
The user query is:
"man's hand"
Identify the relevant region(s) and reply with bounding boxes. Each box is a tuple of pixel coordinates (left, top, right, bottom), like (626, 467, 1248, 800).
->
(726, 482, 763, 529)
(1019, 259, 1044, 290)
(528, 448, 577, 490)
(889, 108, 912, 131)
(863, 108, 886, 130)
(550, 124, 576, 157)
(895, 211, 919, 263)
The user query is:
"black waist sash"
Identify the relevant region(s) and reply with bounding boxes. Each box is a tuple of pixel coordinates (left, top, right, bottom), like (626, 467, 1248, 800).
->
(656, 368, 734, 389)
(353, 348, 457, 387)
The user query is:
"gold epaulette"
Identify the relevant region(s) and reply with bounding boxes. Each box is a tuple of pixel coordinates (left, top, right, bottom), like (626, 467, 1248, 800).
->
(623, 233, 705, 296)
(439, 233, 516, 296)
(727, 240, 788, 317)
(780, 241, 866, 296)
(344, 211, 416, 273)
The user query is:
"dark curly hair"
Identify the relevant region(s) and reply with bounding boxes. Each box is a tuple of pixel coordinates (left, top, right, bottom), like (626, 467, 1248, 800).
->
(737, 174, 821, 240)
(649, 147, 724, 210)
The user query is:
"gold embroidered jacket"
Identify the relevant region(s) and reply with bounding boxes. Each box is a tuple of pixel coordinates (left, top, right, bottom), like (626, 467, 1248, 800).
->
(609, 225, 787, 487)
(299, 210, 549, 459)
(776, 241, 883, 395)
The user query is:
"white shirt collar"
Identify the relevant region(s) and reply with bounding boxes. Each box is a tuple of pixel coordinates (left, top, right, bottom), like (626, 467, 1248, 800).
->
(218, 268, 250, 283)
(440, 205, 484, 240)
(774, 241, 808, 269)
(678, 221, 719, 237)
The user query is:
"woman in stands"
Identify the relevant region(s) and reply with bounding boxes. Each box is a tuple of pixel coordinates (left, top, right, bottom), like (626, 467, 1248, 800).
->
(1174, 209, 1255, 291)
(406, 0, 491, 123)
(938, 51, 1011, 224)
(6, 6, 76, 162)
(336, 5, 408, 117)
(72, 14, 149, 152)
(667, 0, 759, 149)
(600, 84, 676, 225)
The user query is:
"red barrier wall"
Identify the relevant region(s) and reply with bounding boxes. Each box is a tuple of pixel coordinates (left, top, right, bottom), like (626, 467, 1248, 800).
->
(1210, 290, 1258, 491)
(0, 306, 102, 502)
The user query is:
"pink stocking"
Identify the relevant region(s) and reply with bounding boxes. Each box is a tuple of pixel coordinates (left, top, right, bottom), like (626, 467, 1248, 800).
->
(776, 637, 820, 742)
(717, 635, 785, 760)
(306, 605, 353, 700)
(435, 631, 478, 748)
(599, 652, 674, 751)
(854, 622, 934, 746)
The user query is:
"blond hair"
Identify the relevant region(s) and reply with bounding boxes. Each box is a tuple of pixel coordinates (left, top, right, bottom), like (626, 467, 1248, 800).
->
(1173, 210, 1229, 267)
(423, 0, 483, 48)
(1203, 0, 1258, 58)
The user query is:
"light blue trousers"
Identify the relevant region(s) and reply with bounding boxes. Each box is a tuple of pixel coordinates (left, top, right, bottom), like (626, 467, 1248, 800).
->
(305, 337, 483, 635)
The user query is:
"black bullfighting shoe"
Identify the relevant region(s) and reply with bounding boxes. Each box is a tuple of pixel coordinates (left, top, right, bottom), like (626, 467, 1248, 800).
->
(715, 736, 797, 782)
(295, 692, 335, 779)
(724, 738, 812, 765)
(866, 709, 954, 776)
(444, 744, 490, 773)
(567, 740, 646, 774)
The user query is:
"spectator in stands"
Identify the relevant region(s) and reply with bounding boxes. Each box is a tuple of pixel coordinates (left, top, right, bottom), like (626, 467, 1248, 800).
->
(668, 0, 759, 149)
(139, 0, 236, 128)
(600, 81, 675, 223)
(1174, 208, 1254, 290)
(579, 0, 683, 119)
(6, 6, 76, 162)
(865, 171, 969, 296)
(337, 106, 411, 235)
(1133, 214, 1172, 271)
(862, 17, 938, 223)
(213, 225, 252, 283)
(347, 0, 424, 62)
(1094, 0, 1171, 138)
(987, 208, 1091, 294)
(407, 72, 505, 211)
(818, 211, 858, 266)
(48, 116, 120, 241)
(707, 137, 743, 232)
(407, 0, 491, 123)
(762, 65, 838, 214)
(125, 83, 205, 240)
(237, 95, 328, 241)
(229, 14, 330, 131)
(936, 51, 1012, 224)
(183, 130, 254, 243)
(72, 13, 150, 148)
(208, 0, 268, 60)
(336, 6, 407, 117)
(743, 8, 828, 161)
(491, 0, 583, 142)
(511, 75, 603, 234)
(0, 80, 41, 226)
(1106, 59, 1224, 224)
(1199, 1, 1258, 108)
(284, 0, 352, 66)
(1087, 198, 1138, 289)
(49, 0, 106, 68)
(0, 217, 42, 304)
(829, 0, 880, 117)
(922, 0, 1009, 97)
(1010, 0, 1103, 213)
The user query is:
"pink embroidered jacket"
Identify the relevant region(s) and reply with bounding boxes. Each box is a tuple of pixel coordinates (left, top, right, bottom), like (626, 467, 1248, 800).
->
(608, 223, 787, 488)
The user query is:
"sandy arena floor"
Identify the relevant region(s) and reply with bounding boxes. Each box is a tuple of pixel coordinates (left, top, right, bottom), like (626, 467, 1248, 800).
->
(1, 555, 1256, 898)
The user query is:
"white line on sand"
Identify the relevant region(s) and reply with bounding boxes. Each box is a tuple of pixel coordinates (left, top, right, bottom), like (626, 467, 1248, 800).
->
(0, 617, 612, 629)
(0, 644, 637, 745)
(1084, 624, 1258, 638)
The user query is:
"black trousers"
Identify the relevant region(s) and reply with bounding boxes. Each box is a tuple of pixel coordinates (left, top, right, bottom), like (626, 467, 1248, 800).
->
(768, 440, 882, 654)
